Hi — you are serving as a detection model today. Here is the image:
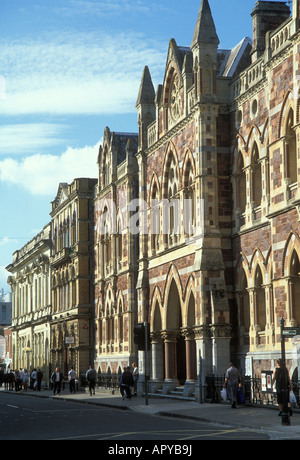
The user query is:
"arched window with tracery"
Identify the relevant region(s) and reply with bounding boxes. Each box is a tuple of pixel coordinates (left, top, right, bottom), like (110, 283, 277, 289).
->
(163, 152, 179, 247)
(236, 152, 246, 214)
(289, 250, 300, 325)
(102, 146, 111, 188)
(183, 157, 195, 236)
(285, 108, 297, 184)
(252, 142, 262, 208)
(151, 180, 160, 253)
(239, 269, 250, 333)
(254, 265, 266, 331)
(116, 216, 123, 270)
(102, 207, 111, 276)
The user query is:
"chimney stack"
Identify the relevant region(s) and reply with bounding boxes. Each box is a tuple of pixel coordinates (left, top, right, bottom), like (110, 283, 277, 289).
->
(251, 1, 291, 62)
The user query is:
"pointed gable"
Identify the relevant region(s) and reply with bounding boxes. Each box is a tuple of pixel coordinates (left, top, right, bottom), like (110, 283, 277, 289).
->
(52, 183, 69, 211)
(191, 0, 219, 48)
(136, 66, 155, 107)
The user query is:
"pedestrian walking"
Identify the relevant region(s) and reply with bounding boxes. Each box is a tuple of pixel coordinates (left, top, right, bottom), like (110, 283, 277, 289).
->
(4, 372, 8, 390)
(120, 366, 134, 400)
(30, 369, 37, 390)
(8, 370, 14, 390)
(14, 370, 22, 392)
(272, 358, 293, 417)
(86, 365, 97, 396)
(224, 362, 241, 408)
(68, 366, 76, 394)
(132, 362, 139, 396)
(22, 369, 29, 391)
(51, 368, 64, 396)
(36, 369, 43, 391)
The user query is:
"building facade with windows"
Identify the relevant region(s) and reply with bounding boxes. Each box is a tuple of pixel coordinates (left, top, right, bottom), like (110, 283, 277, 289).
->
(94, 0, 300, 396)
(50, 178, 97, 377)
(6, 224, 52, 382)
(231, 0, 300, 379)
(94, 127, 139, 375)
(6, 0, 300, 397)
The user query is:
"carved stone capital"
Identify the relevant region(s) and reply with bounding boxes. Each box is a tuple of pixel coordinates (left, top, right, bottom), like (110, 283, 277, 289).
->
(161, 329, 179, 342)
(193, 325, 211, 340)
(211, 324, 232, 339)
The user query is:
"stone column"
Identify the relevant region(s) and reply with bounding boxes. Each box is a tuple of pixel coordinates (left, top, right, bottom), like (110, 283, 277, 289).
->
(149, 331, 164, 393)
(161, 330, 179, 394)
(182, 327, 197, 397)
(194, 326, 211, 402)
(211, 324, 231, 375)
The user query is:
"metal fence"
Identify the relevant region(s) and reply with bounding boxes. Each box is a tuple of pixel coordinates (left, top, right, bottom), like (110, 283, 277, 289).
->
(80, 371, 122, 393)
(205, 374, 300, 407)
(79, 371, 300, 408)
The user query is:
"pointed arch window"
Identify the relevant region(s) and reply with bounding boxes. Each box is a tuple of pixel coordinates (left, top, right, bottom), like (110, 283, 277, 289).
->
(102, 147, 111, 188)
(102, 207, 111, 276)
(183, 158, 195, 236)
(285, 108, 297, 184)
(240, 269, 250, 333)
(254, 266, 266, 331)
(237, 152, 246, 214)
(252, 143, 262, 208)
(116, 217, 123, 270)
(164, 153, 179, 246)
(151, 181, 160, 253)
(289, 250, 300, 325)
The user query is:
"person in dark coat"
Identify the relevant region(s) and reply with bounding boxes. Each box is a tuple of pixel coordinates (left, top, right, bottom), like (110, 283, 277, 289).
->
(36, 369, 43, 391)
(120, 366, 134, 399)
(272, 359, 293, 416)
(51, 368, 64, 396)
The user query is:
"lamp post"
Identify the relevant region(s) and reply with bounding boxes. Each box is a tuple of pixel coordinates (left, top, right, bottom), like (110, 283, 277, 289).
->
(280, 317, 290, 426)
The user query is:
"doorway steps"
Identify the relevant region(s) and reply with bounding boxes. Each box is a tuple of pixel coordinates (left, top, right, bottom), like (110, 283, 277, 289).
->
(148, 386, 196, 401)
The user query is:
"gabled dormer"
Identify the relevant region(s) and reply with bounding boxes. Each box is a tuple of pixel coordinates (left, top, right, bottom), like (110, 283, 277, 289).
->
(51, 182, 69, 213)
(97, 126, 138, 191)
(159, 38, 193, 135)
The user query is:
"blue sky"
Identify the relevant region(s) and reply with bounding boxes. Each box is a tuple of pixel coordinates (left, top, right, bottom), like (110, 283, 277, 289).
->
(0, 0, 291, 292)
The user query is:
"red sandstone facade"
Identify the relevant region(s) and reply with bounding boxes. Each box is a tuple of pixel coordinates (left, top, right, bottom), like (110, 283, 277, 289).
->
(94, 0, 300, 397)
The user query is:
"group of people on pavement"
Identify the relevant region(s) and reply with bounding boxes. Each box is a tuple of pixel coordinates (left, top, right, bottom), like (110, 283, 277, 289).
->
(0, 368, 44, 392)
(84, 362, 139, 400)
(120, 363, 139, 400)
(223, 359, 294, 417)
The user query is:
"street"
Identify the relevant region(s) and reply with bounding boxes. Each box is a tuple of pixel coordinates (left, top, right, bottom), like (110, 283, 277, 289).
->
(0, 392, 269, 441)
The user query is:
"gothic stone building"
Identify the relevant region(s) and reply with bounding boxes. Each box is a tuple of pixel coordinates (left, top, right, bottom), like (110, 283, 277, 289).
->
(94, 0, 300, 396)
(50, 178, 97, 376)
(94, 128, 139, 375)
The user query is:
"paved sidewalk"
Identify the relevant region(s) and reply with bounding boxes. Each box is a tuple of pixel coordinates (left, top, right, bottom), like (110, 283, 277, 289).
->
(1, 386, 300, 439)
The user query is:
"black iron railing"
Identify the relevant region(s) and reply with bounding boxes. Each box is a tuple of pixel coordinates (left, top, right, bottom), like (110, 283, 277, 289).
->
(205, 374, 300, 407)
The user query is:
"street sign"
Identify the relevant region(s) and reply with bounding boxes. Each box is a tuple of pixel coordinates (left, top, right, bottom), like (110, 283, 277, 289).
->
(282, 330, 298, 337)
(282, 326, 300, 337)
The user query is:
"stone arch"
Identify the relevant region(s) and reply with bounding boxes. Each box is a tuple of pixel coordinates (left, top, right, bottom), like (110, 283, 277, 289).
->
(246, 124, 262, 154)
(150, 285, 163, 332)
(162, 141, 181, 199)
(278, 90, 294, 139)
(182, 149, 196, 187)
(149, 172, 161, 204)
(282, 232, 300, 277)
(249, 248, 266, 277)
(183, 275, 196, 327)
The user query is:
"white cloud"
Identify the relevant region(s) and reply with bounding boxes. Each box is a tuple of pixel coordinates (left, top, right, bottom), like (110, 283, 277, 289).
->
(0, 142, 100, 196)
(0, 30, 165, 116)
(0, 123, 68, 154)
